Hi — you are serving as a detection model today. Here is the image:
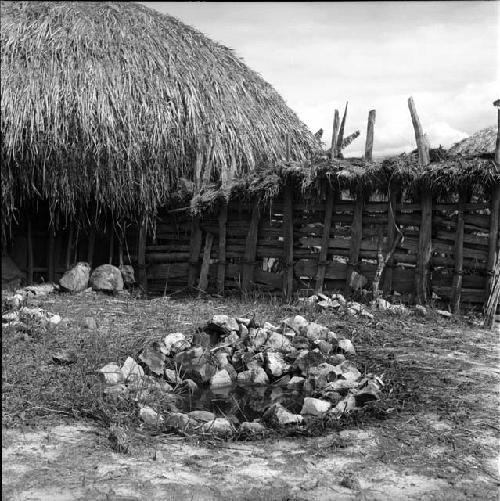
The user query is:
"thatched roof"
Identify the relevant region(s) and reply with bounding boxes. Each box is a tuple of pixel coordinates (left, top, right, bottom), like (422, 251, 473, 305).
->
(1, 1, 318, 232)
(448, 126, 496, 156)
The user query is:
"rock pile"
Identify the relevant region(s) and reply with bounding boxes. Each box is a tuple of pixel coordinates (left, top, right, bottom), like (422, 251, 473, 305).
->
(100, 313, 384, 437)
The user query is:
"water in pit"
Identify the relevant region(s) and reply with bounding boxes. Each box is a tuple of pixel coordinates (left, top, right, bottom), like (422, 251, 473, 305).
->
(179, 384, 310, 423)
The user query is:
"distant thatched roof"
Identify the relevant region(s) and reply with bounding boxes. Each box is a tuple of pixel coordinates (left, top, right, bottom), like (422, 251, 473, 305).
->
(1, 1, 318, 232)
(448, 126, 496, 157)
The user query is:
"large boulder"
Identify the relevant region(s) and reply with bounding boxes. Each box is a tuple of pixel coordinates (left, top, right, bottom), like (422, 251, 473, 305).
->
(90, 264, 124, 292)
(59, 262, 91, 292)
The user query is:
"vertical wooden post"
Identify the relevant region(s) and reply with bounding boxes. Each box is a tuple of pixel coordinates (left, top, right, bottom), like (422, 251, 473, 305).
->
(450, 190, 468, 313)
(199, 233, 214, 292)
(87, 228, 95, 267)
(187, 216, 203, 288)
(335, 102, 348, 158)
(217, 202, 228, 295)
(65, 224, 73, 270)
(409, 96, 432, 304)
(47, 224, 55, 282)
(137, 217, 147, 291)
(415, 191, 433, 304)
(283, 180, 294, 300)
(330, 110, 340, 159)
(315, 184, 335, 292)
(241, 201, 260, 292)
(345, 188, 364, 295)
(408, 97, 430, 167)
(27, 219, 33, 285)
(486, 182, 500, 298)
(382, 183, 400, 294)
(364, 110, 376, 161)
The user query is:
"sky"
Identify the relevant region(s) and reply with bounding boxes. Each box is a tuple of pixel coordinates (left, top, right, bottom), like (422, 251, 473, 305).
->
(140, 1, 499, 158)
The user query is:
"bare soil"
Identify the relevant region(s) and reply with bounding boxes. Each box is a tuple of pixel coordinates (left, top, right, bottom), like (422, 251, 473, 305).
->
(2, 292, 499, 500)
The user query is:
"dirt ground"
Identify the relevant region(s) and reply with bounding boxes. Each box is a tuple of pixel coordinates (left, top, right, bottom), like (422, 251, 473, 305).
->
(2, 293, 499, 500)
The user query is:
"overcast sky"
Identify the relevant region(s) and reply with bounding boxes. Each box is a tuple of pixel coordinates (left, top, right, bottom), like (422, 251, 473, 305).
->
(141, 1, 498, 157)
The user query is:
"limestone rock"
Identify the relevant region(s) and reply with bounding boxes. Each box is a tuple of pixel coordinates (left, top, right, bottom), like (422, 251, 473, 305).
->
(164, 412, 194, 430)
(237, 367, 269, 385)
(371, 298, 391, 310)
(414, 304, 427, 317)
(283, 315, 309, 335)
(294, 349, 326, 375)
(331, 293, 346, 305)
(249, 328, 269, 349)
(161, 332, 187, 355)
(201, 418, 233, 436)
(315, 340, 333, 354)
(305, 322, 329, 341)
(164, 368, 183, 385)
(287, 376, 305, 387)
(240, 422, 266, 434)
(300, 397, 331, 416)
(188, 410, 215, 422)
(121, 357, 144, 383)
(437, 309, 452, 318)
(59, 262, 90, 292)
(265, 351, 289, 377)
(265, 332, 293, 352)
(89, 264, 124, 292)
(263, 403, 303, 426)
(210, 369, 232, 388)
(338, 339, 356, 355)
(208, 315, 239, 334)
(98, 363, 124, 384)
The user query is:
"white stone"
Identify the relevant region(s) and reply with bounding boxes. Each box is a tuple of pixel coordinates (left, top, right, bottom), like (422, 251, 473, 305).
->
(371, 298, 391, 310)
(48, 314, 61, 325)
(98, 363, 124, 385)
(300, 397, 331, 416)
(283, 315, 309, 335)
(305, 322, 329, 341)
(210, 369, 232, 388)
(201, 418, 233, 435)
(164, 368, 183, 384)
(360, 309, 374, 319)
(188, 410, 216, 422)
(331, 293, 346, 304)
(338, 339, 356, 355)
(59, 262, 90, 292)
(211, 315, 239, 332)
(264, 403, 303, 425)
(139, 406, 164, 426)
(437, 309, 452, 318)
(161, 332, 186, 355)
(121, 357, 145, 383)
(263, 322, 279, 332)
(240, 422, 266, 434)
(236, 317, 251, 326)
(265, 351, 289, 377)
(265, 332, 293, 352)
(237, 367, 269, 385)
(249, 328, 269, 349)
(287, 376, 305, 387)
(90, 264, 124, 292)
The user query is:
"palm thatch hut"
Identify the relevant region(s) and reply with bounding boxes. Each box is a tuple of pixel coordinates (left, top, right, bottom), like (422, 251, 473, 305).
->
(1, 1, 318, 284)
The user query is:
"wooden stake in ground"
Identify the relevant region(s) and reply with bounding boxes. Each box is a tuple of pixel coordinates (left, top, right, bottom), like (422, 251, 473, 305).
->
(345, 187, 364, 295)
(283, 180, 294, 300)
(408, 96, 430, 167)
(187, 216, 202, 288)
(137, 217, 147, 291)
(335, 102, 348, 158)
(372, 226, 403, 299)
(330, 110, 340, 159)
(47, 224, 55, 282)
(241, 201, 260, 292)
(315, 184, 336, 292)
(198, 233, 214, 292)
(217, 202, 228, 295)
(364, 110, 376, 161)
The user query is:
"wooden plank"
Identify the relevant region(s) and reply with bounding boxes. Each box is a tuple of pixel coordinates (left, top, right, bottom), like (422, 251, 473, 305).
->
(241, 201, 260, 292)
(217, 202, 228, 295)
(450, 191, 468, 313)
(283, 181, 294, 299)
(27, 219, 33, 285)
(198, 233, 214, 292)
(415, 191, 433, 304)
(137, 218, 147, 290)
(364, 109, 376, 161)
(315, 185, 335, 292)
(344, 191, 364, 295)
(47, 225, 55, 282)
(147, 252, 191, 263)
(187, 216, 202, 288)
(330, 109, 340, 159)
(486, 183, 500, 298)
(408, 96, 430, 167)
(383, 184, 400, 294)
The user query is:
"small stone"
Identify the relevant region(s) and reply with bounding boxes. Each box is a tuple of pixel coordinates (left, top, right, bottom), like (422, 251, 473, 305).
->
(225, 332, 240, 346)
(83, 317, 97, 330)
(192, 331, 211, 348)
(236, 317, 251, 326)
(240, 422, 266, 434)
(283, 315, 309, 335)
(301, 397, 331, 416)
(48, 314, 61, 326)
(201, 418, 233, 436)
(98, 363, 124, 384)
(294, 350, 326, 375)
(360, 309, 374, 319)
(188, 410, 215, 422)
(288, 376, 305, 387)
(121, 357, 145, 383)
(59, 262, 91, 293)
(210, 369, 232, 388)
(139, 344, 165, 376)
(161, 333, 186, 355)
(331, 293, 346, 304)
(139, 406, 164, 426)
(437, 309, 452, 318)
(237, 367, 269, 385)
(265, 332, 293, 352)
(354, 379, 382, 406)
(371, 298, 391, 310)
(249, 328, 269, 349)
(338, 339, 356, 355)
(265, 351, 289, 377)
(164, 412, 194, 430)
(315, 340, 333, 354)
(263, 322, 279, 332)
(305, 322, 329, 341)
(52, 350, 77, 365)
(262, 403, 303, 426)
(89, 264, 124, 292)
(317, 299, 335, 309)
(333, 395, 358, 413)
(414, 305, 427, 317)
(238, 324, 249, 339)
(209, 315, 239, 334)
(325, 379, 359, 392)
